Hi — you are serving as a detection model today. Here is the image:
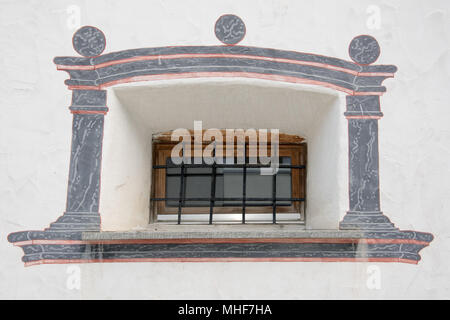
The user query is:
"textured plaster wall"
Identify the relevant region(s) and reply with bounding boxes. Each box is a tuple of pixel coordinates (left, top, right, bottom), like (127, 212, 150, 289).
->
(1, 0, 449, 299)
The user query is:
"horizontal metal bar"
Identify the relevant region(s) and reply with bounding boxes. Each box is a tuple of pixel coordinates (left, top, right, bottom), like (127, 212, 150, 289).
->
(202, 203, 291, 207)
(166, 173, 222, 177)
(154, 164, 305, 169)
(166, 172, 291, 177)
(151, 197, 305, 202)
(167, 203, 292, 208)
(157, 213, 303, 222)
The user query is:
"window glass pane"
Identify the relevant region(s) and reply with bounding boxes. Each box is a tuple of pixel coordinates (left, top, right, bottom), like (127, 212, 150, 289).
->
(244, 156, 291, 206)
(166, 158, 216, 207)
(221, 167, 243, 206)
(165, 156, 292, 207)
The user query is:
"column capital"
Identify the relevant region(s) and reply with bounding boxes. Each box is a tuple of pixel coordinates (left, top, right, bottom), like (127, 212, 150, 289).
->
(69, 89, 108, 114)
(344, 95, 383, 119)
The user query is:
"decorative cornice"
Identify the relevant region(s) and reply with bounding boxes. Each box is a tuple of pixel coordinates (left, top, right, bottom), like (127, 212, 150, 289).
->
(53, 22, 396, 95)
(54, 47, 396, 95)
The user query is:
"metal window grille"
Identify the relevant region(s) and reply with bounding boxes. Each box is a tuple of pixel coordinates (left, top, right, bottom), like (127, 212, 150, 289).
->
(151, 143, 306, 224)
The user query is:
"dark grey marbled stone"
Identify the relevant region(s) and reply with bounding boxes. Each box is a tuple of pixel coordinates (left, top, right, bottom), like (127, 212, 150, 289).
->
(7, 228, 432, 244)
(344, 95, 382, 118)
(355, 86, 386, 93)
(54, 56, 92, 66)
(66, 57, 353, 86)
(9, 228, 432, 264)
(51, 212, 101, 224)
(66, 114, 104, 214)
(341, 212, 394, 224)
(71, 89, 106, 106)
(70, 90, 108, 113)
(347, 119, 380, 213)
(343, 111, 383, 118)
(341, 219, 397, 231)
(69, 106, 109, 112)
(340, 97, 397, 231)
(398, 231, 434, 242)
(215, 14, 246, 45)
(62, 57, 391, 94)
(7, 230, 83, 242)
(349, 35, 380, 65)
(17, 240, 429, 263)
(354, 76, 387, 86)
(48, 222, 100, 231)
(55, 46, 361, 72)
(72, 26, 106, 57)
(362, 64, 397, 73)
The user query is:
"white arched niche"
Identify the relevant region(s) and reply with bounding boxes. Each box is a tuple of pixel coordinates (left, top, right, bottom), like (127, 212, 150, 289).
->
(99, 78, 348, 231)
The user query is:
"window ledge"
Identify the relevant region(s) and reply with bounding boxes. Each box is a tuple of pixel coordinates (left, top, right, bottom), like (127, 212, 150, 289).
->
(82, 224, 366, 241)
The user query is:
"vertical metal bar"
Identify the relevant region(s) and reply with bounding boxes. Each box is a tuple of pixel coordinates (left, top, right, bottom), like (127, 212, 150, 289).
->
(272, 142, 278, 224)
(242, 143, 246, 224)
(272, 171, 277, 224)
(209, 142, 216, 224)
(177, 142, 185, 225)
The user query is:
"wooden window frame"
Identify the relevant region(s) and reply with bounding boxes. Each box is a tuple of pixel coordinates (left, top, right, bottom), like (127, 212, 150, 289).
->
(150, 131, 306, 221)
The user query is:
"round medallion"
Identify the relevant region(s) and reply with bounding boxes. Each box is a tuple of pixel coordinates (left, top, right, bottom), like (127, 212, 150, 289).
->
(215, 14, 246, 45)
(72, 26, 106, 57)
(348, 35, 380, 65)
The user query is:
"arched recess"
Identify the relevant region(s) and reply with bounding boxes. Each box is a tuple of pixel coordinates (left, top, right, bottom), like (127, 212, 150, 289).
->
(100, 79, 345, 230)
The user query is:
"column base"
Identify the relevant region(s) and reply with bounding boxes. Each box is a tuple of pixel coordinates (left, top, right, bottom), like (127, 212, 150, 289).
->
(339, 211, 398, 231)
(45, 212, 101, 232)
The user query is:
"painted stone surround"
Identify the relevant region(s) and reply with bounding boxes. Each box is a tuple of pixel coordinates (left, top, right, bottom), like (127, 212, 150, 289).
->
(8, 16, 433, 266)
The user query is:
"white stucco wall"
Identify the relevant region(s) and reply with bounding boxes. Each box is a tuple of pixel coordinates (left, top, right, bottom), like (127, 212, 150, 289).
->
(1, 0, 449, 299)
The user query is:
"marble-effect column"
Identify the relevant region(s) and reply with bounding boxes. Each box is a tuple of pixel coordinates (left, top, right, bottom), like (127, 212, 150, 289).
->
(48, 90, 107, 231)
(47, 27, 108, 232)
(339, 96, 396, 230)
(339, 35, 397, 231)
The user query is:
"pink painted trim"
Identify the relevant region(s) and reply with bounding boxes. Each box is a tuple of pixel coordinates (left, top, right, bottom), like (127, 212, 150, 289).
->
(57, 65, 94, 71)
(353, 91, 384, 96)
(359, 72, 393, 77)
(24, 257, 418, 267)
(56, 53, 394, 79)
(345, 115, 383, 120)
(68, 86, 103, 90)
(70, 110, 107, 115)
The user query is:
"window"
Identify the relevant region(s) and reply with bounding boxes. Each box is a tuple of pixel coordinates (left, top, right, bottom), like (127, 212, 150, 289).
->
(151, 131, 306, 224)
